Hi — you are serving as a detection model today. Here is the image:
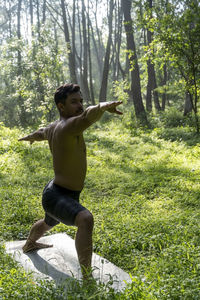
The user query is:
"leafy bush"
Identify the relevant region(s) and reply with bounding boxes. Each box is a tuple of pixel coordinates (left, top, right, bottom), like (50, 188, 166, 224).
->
(156, 107, 195, 128)
(153, 126, 200, 145)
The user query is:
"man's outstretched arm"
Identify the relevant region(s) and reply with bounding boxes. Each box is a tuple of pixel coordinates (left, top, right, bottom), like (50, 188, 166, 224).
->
(86, 101, 123, 122)
(62, 101, 123, 135)
(18, 128, 48, 144)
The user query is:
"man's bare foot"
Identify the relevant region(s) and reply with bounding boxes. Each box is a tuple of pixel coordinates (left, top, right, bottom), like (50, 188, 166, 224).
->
(22, 239, 53, 253)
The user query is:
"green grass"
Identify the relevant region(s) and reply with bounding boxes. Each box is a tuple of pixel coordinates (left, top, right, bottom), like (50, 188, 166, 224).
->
(0, 117, 200, 299)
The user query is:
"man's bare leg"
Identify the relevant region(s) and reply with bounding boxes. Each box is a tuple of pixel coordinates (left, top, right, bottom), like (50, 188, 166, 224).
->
(23, 219, 53, 253)
(75, 210, 94, 281)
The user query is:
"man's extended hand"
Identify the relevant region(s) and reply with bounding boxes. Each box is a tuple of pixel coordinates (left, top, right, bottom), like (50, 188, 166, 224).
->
(100, 101, 123, 115)
(18, 135, 35, 145)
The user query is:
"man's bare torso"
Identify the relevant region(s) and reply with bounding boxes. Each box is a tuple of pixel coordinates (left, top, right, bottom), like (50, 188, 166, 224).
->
(46, 120, 86, 191)
(19, 100, 122, 190)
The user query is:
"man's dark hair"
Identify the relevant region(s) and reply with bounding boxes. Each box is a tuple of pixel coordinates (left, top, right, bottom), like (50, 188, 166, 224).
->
(54, 83, 81, 106)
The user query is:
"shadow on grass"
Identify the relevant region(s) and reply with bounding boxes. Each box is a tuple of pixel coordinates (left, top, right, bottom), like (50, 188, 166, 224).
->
(142, 164, 200, 208)
(88, 152, 200, 212)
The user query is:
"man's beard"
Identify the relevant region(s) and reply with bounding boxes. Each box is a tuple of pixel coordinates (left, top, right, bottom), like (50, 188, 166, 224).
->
(76, 108, 84, 115)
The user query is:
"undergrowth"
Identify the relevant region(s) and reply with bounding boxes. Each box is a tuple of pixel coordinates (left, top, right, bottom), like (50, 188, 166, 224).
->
(0, 110, 200, 299)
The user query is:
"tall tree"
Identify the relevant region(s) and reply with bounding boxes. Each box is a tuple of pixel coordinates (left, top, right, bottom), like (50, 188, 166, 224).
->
(122, 0, 147, 123)
(154, 0, 200, 131)
(93, 0, 105, 78)
(17, 0, 26, 126)
(87, 1, 95, 104)
(87, 11, 102, 81)
(145, 0, 161, 112)
(36, 0, 40, 37)
(111, 0, 123, 82)
(42, 0, 47, 24)
(80, 0, 91, 103)
(99, 0, 114, 102)
(184, 91, 193, 116)
(29, 0, 34, 36)
(161, 63, 167, 110)
(61, 0, 77, 83)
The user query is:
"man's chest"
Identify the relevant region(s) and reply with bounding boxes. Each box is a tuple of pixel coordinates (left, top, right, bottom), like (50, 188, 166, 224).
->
(53, 134, 86, 156)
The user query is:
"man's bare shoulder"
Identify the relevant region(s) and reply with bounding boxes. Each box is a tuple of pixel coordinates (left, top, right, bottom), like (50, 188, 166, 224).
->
(52, 119, 80, 148)
(54, 117, 81, 136)
(44, 120, 60, 139)
(46, 120, 60, 129)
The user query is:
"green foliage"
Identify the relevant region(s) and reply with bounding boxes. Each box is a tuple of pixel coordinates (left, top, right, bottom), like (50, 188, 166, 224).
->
(1, 116, 200, 298)
(158, 107, 194, 128)
(0, 26, 64, 127)
(152, 1, 200, 116)
(112, 80, 130, 104)
(1, 0, 200, 129)
(136, 0, 200, 128)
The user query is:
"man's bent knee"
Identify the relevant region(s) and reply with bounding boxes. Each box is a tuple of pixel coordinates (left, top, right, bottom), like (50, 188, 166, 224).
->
(75, 210, 94, 230)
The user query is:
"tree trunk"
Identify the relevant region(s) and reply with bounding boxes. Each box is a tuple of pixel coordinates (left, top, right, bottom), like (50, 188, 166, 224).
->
(99, 0, 114, 102)
(88, 17, 102, 81)
(72, 0, 76, 65)
(80, 0, 91, 103)
(116, 0, 123, 80)
(146, 0, 161, 112)
(161, 63, 167, 110)
(152, 71, 161, 111)
(76, 1, 83, 72)
(29, 0, 34, 36)
(122, 0, 148, 124)
(112, 0, 123, 82)
(94, 0, 105, 79)
(61, 0, 77, 83)
(87, 1, 95, 104)
(8, 0, 12, 38)
(36, 0, 40, 37)
(17, 0, 26, 126)
(184, 92, 193, 116)
(146, 57, 153, 111)
(42, 0, 47, 24)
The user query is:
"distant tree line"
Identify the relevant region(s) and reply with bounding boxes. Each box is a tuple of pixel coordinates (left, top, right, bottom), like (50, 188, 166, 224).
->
(0, 0, 199, 129)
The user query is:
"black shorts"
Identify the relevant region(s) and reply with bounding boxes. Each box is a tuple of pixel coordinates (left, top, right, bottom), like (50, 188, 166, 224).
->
(42, 180, 86, 227)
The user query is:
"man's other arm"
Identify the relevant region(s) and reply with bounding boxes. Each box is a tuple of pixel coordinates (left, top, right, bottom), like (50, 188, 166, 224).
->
(18, 128, 47, 144)
(18, 122, 56, 144)
(61, 101, 123, 135)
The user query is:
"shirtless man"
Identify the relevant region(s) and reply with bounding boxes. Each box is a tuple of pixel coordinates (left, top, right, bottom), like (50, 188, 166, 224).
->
(19, 83, 122, 280)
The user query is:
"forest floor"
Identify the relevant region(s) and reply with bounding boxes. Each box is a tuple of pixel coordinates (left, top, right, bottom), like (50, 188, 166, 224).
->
(0, 114, 200, 299)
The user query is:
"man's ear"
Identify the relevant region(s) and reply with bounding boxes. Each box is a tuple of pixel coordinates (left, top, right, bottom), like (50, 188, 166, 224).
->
(57, 102, 65, 112)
